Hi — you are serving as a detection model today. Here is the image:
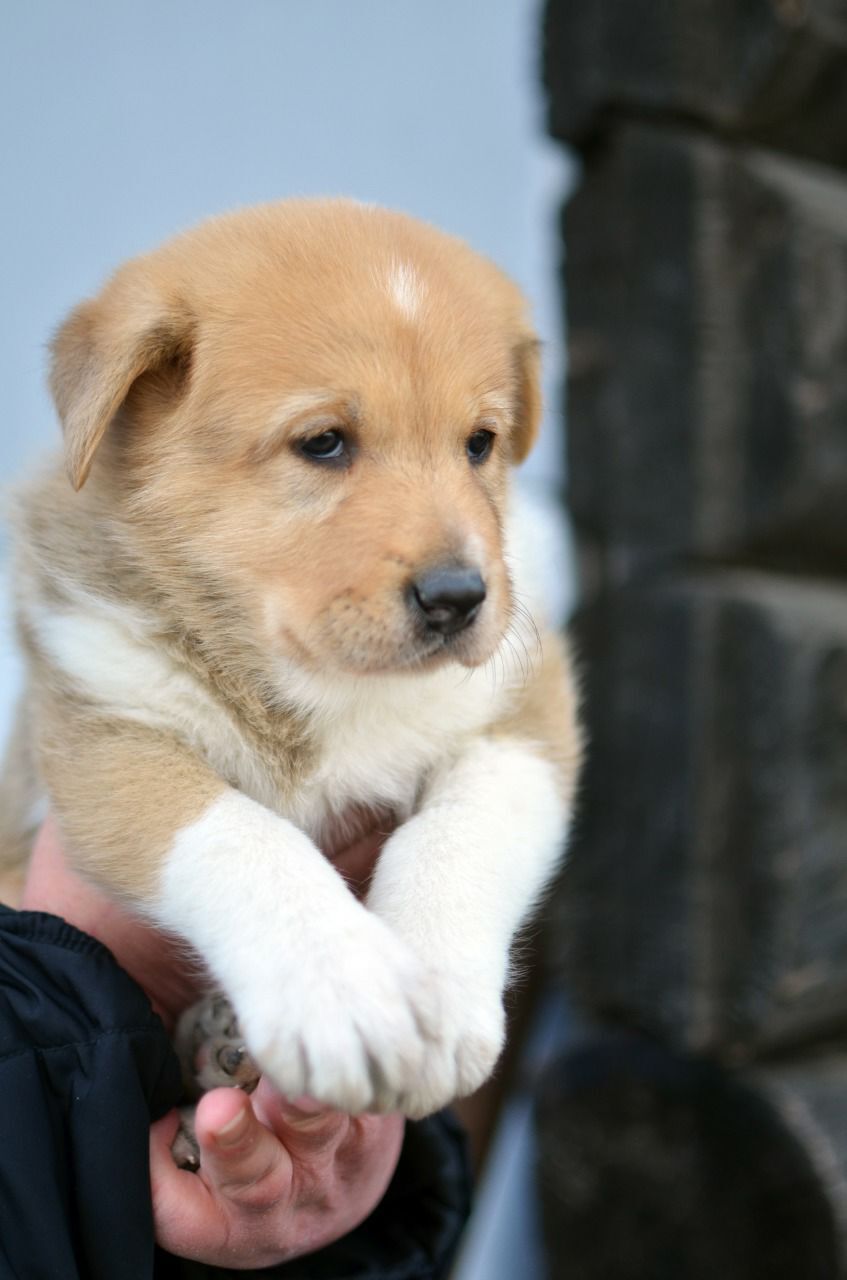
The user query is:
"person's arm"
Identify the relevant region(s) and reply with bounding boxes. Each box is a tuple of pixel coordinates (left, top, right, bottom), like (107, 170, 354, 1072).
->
(0, 899, 181, 1280)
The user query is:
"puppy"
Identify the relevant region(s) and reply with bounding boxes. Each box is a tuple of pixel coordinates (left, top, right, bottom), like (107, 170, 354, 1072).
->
(0, 200, 581, 1121)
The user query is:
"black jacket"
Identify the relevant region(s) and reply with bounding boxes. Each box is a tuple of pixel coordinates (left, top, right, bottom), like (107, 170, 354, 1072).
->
(0, 906, 470, 1280)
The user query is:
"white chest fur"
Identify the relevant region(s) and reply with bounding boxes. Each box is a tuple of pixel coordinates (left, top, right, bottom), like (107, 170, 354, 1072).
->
(28, 592, 520, 836)
(277, 659, 517, 836)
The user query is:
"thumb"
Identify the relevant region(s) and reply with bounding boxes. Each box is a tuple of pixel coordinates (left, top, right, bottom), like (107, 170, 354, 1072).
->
(193, 1087, 293, 1200)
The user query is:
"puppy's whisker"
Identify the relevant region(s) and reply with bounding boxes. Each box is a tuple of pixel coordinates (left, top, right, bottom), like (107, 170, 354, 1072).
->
(481, 651, 499, 693)
(497, 643, 508, 692)
(510, 595, 543, 660)
(455, 665, 476, 689)
(502, 631, 530, 688)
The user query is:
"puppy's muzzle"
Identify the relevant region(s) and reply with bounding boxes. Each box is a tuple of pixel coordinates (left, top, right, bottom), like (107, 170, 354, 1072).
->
(410, 566, 486, 636)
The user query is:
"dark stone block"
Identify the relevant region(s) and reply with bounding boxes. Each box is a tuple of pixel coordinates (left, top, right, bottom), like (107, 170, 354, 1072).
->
(534, 1033, 842, 1280)
(552, 572, 847, 1052)
(564, 124, 847, 580)
(552, 583, 703, 1041)
(544, 0, 847, 168)
(814, 0, 847, 44)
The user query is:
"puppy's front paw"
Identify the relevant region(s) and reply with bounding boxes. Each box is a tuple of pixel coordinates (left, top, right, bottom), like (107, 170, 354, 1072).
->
(235, 911, 441, 1115)
(399, 977, 506, 1120)
(174, 991, 260, 1100)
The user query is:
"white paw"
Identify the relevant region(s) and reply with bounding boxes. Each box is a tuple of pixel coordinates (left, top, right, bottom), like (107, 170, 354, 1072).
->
(230, 908, 442, 1114)
(398, 975, 506, 1120)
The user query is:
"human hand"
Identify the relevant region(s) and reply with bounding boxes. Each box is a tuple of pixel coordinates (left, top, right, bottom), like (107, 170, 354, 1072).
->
(151, 1081, 404, 1267)
(23, 816, 406, 1266)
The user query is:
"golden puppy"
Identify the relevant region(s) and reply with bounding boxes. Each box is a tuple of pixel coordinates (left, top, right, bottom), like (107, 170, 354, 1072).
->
(0, 201, 581, 1117)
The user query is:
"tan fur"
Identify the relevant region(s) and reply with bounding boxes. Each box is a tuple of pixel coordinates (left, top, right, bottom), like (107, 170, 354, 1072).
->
(2, 199, 579, 926)
(0, 694, 41, 904)
(34, 690, 222, 900)
(491, 634, 583, 806)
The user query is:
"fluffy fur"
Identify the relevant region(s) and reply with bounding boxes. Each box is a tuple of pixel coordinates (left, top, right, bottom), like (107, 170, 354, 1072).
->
(0, 200, 582, 1116)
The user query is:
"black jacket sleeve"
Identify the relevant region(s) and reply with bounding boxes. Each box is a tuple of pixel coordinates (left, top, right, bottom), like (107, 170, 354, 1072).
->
(0, 905, 182, 1280)
(0, 907, 470, 1280)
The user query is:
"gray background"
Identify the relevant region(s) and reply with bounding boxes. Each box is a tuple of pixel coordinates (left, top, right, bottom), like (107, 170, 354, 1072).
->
(0, 0, 571, 486)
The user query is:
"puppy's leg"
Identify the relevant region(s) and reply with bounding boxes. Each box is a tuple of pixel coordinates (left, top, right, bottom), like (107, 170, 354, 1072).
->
(42, 713, 440, 1114)
(367, 738, 568, 1116)
(366, 645, 581, 1117)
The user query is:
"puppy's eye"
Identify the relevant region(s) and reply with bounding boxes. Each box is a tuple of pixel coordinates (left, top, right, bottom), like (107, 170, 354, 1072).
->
(466, 429, 495, 464)
(299, 430, 347, 463)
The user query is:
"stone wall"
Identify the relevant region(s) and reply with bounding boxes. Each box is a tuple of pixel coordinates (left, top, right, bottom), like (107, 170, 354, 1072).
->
(540, 3, 847, 1273)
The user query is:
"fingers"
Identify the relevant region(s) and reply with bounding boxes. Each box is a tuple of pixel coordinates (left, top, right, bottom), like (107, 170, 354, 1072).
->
(151, 1094, 298, 1265)
(193, 1087, 293, 1204)
(253, 1081, 405, 1252)
(150, 1109, 221, 1258)
(252, 1082, 356, 1166)
(150, 1090, 406, 1267)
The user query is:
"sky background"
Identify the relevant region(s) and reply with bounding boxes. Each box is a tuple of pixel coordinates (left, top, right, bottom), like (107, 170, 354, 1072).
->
(0, 0, 574, 486)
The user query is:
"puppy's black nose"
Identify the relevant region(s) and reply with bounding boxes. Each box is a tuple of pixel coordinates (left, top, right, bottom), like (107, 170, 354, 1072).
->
(412, 566, 486, 635)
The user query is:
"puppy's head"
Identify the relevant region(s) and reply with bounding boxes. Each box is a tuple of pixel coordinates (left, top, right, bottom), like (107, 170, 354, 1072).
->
(50, 201, 541, 675)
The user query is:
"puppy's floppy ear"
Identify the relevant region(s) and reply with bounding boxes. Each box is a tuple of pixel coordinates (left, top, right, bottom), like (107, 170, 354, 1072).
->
(50, 270, 194, 490)
(510, 334, 542, 464)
